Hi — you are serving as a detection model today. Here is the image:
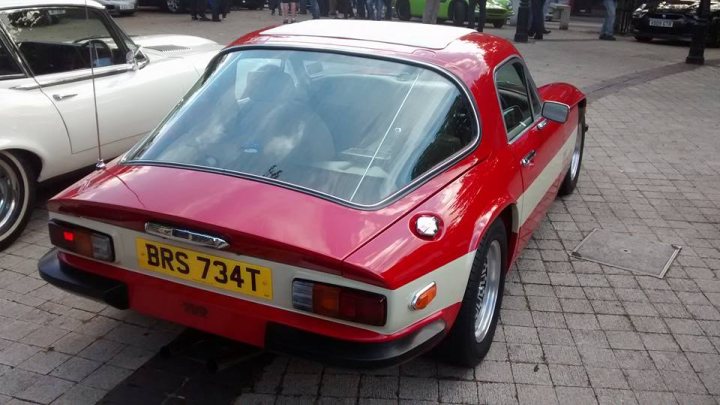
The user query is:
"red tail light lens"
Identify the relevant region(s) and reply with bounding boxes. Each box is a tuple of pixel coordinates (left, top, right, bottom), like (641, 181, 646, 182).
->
(292, 280, 387, 326)
(49, 221, 115, 262)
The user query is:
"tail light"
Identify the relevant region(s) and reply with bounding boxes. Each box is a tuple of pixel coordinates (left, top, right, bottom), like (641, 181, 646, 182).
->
(48, 221, 115, 262)
(292, 280, 387, 326)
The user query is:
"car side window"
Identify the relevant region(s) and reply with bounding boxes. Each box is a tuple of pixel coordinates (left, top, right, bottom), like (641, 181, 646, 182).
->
(0, 7, 125, 76)
(0, 37, 22, 78)
(495, 61, 533, 140)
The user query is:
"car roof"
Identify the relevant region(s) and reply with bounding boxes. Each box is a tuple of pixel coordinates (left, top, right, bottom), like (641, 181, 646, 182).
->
(0, 0, 104, 10)
(262, 20, 476, 50)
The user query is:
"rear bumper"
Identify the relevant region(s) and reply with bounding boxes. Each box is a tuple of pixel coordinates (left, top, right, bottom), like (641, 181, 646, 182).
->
(38, 249, 447, 368)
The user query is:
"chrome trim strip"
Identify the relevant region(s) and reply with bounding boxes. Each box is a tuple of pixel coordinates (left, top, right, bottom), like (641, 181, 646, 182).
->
(145, 222, 229, 249)
(11, 64, 134, 90)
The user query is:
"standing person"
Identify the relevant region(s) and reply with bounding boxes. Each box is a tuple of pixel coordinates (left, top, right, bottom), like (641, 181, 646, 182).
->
(329, 0, 337, 17)
(528, 0, 545, 39)
(190, 0, 209, 20)
(356, 0, 367, 18)
(383, 0, 391, 19)
(281, 0, 299, 22)
(600, 0, 617, 40)
(467, 0, 488, 31)
(372, 0, 383, 19)
(269, 0, 279, 15)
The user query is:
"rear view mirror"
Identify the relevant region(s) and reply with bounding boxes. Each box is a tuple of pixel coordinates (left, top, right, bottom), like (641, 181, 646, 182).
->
(542, 101, 569, 123)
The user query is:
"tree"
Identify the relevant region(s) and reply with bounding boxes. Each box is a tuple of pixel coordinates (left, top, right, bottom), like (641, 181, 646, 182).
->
(422, 0, 441, 23)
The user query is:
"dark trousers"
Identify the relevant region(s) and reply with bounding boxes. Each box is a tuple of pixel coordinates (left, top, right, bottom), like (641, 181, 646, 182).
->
(529, 0, 545, 35)
(356, 0, 366, 17)
(210, 0, 229, 19)
(383, 0, 392, 19)
(467, 0, 487, 30)
(190, 0, 206, 17)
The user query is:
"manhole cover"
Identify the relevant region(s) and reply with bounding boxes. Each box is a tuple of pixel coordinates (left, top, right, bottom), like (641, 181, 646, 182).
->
(570, 228, 681, 279)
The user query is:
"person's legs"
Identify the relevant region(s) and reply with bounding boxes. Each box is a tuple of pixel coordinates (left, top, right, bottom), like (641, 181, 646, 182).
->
(281, 0, 289, 22)
(309, 0, 320, 17)
(601, 0, 616, 37)
(467, 0, 477, 29)
(356, 0, 366, 18)
(530, 0, 544, 38)
(383, 0, 391, 19)
(290, 0, 297, 20)
(329, 0, 337, 16)
(374, 0, 383, 19)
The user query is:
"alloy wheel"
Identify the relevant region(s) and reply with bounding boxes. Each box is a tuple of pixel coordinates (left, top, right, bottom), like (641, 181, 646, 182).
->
(474, 240, 502, 342)
(569, 121, 583, 180)
(0, 159, 21, 237)
(166, 0, 181, 13)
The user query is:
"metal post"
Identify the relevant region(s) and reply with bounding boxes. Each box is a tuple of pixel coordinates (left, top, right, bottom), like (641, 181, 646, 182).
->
(686, 0, 710, 65)
(514, 0, 530, 42)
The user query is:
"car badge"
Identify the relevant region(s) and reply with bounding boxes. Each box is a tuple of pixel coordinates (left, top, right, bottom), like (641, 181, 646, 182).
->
(145, 223, 229, 249)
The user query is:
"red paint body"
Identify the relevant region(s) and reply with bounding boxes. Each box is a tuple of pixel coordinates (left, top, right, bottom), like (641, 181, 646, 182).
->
(47, 25, 585, 349)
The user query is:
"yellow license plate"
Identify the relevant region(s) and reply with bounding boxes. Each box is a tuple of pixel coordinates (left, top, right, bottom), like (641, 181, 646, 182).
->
(136, 238, 272, 299)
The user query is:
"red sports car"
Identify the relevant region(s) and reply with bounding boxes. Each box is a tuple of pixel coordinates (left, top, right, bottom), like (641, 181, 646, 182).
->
(39, 20, 587, 367)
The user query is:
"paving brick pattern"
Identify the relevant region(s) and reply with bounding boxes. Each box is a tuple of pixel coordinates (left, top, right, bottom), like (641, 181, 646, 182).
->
(1, 10, 719, 405)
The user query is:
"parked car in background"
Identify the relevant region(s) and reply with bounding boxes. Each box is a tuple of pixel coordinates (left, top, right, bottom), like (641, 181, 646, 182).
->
(631, 0, 720, 47)
(137, 0, 265, 13)
(0, 0, 222, 250)
(397, 0, 513, 27)
(137, 0, 186, 13)
(97, 0, 138, 15)
(39, 20, 587, 367)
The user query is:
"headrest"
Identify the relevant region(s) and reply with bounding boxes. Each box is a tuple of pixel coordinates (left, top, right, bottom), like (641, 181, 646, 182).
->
(242, 65, 296, 103)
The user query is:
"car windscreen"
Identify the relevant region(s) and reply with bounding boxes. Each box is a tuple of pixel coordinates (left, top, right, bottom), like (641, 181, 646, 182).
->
(126, 49, 477, 207)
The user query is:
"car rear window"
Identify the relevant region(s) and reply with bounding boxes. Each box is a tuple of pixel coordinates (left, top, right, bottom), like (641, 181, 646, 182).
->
(126, 49, 477, 207)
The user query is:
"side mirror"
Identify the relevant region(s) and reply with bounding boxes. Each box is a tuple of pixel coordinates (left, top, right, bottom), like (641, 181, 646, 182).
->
(541, 101, 569, 123)
(126, 46, 144, 70)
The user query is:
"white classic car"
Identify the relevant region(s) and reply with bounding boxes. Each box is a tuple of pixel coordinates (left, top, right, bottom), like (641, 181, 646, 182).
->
(0, 0, 222, 249)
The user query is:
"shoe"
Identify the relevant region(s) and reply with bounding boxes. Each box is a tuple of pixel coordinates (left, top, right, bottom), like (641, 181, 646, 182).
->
(271, 9, 275, 14)
(534, 33, 543, 40)
(191, 15, 198, 20)
(212, 17, 221, 21)
(222, 13, 227, 18)
(198, 15, 210, 21)
(527, 30, 536, 36)
(543, 29, 551, 34)
(599, 34, 616, 40)
(283, 18, 289, 23)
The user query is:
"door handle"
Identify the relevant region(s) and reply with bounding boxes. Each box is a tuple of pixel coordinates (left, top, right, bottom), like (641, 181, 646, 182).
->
(521, 150, 536, 167)
(52, 93, 77, 101)
(536, 119, 548, 130)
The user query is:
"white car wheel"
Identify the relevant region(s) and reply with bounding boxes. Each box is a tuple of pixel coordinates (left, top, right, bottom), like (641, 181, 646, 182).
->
(0, 151, 36, 250)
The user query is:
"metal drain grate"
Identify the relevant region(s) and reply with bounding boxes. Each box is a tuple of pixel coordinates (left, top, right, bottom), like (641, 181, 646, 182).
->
(570, 228, 681, 279)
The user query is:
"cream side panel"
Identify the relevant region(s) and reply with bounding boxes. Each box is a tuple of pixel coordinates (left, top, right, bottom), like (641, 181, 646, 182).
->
(0, 79, 77, 181)
(50, 212, 475, 335)
(517, 125, 577, 227)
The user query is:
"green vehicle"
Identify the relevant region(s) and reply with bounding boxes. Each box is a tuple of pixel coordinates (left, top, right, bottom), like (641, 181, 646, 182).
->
(397, 0, 513, 28)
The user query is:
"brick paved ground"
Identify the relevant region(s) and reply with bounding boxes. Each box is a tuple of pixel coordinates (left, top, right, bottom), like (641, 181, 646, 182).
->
(1, 9, 720, 405)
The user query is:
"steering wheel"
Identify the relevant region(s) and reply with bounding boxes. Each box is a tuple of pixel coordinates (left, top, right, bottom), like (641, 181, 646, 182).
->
(78, 39, 112, 66)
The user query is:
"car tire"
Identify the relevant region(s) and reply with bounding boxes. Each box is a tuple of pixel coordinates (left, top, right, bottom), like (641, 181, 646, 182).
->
(558, 107, 586, 196)
(451, 0, 467, 26)
(397, 0, 411, 20)
(436, 219, 507, 367)
(634, 35, 652, 43)
(0, 151, 36, 251)
(492, 20, 504, 28)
